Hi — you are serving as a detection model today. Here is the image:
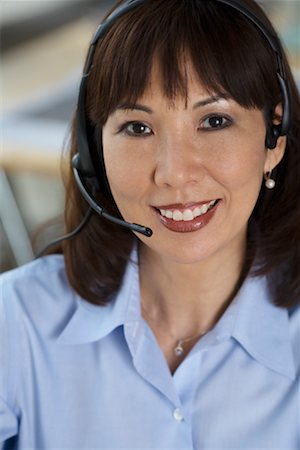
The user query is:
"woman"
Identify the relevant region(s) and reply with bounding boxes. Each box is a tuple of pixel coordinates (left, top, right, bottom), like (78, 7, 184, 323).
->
(1, 0, 299, 448)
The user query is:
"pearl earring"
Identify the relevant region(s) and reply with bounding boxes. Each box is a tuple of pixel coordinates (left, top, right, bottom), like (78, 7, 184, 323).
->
(264, 171, 275, 189)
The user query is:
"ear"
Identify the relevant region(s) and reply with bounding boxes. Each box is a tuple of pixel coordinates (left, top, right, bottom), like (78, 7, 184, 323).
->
(264, 103, 287, 172)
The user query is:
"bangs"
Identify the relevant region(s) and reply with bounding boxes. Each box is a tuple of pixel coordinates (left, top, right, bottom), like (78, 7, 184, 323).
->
(87, 0, 279, 125)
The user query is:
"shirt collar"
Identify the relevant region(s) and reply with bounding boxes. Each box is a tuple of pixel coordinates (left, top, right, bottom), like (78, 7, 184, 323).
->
(230, 274, 296, 380)
(57, 248, 139, 345)
(58, 251, 296, 380)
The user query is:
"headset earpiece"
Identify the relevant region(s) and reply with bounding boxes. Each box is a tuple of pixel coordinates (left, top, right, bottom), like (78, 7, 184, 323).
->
(265, 125, 281, 150)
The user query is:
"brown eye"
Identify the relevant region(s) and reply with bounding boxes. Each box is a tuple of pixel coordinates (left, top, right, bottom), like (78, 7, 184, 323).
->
(201, 115, 232, 130)
(123, 122, 152, 136)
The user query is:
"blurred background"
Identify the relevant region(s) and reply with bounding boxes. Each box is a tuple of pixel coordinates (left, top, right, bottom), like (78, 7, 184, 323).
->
(1, 0, 299, 271)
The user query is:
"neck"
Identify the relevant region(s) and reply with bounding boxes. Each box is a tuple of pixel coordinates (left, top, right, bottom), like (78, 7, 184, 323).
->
(139, 238, 247, 339)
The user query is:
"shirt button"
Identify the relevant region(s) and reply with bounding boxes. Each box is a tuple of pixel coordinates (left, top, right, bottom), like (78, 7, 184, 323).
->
(173, 408, 184, 422)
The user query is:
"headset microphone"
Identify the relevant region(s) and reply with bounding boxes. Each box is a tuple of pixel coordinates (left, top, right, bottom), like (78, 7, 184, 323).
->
(72, 154, 153, 237)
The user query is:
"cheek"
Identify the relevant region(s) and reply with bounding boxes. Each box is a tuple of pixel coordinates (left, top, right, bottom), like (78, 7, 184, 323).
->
(103, 138, 149, 203)
(219, 149, 267, 227)
(215, 138, 267, 193)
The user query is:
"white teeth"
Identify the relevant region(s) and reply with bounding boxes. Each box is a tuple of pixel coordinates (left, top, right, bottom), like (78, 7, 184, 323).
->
(200, 204, 209, 214)
(173, 210, 183, 221)
(183, 209, 194, 221)
(193, 207, 202, 218)
(159, 200, 217, 221)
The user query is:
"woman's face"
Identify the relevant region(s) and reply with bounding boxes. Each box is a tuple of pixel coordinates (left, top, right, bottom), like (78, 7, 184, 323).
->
(102, 62, 285, 264)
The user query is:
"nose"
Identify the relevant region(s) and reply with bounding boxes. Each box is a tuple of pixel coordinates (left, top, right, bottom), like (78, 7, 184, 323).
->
(153, 133, 204, 188)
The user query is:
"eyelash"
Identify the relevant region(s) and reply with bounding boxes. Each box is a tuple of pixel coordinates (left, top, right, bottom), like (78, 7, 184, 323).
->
(118, 114, 233, 137)
(118, 122, 152, 137)
(200, 114, 233, 131)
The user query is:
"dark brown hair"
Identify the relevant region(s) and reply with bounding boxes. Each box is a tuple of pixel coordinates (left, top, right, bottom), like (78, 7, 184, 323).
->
(61, 0, 300, 308)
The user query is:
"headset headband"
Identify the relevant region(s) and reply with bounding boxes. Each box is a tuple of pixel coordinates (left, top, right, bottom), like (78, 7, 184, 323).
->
(73, 0, 291, 178)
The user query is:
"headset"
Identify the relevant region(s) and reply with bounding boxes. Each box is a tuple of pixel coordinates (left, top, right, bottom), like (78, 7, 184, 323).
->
(71, 0, 291, 238)
(36, 0, 292, 257)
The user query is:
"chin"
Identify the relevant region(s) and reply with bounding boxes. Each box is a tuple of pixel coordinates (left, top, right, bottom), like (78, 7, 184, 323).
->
(147, 239, 218, 266)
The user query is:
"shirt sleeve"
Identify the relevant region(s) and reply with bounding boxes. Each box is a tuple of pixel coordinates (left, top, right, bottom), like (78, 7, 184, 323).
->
(0, 278, 18, 445)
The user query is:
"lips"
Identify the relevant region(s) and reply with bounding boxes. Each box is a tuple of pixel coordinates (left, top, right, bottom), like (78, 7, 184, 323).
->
(158, 199, 217, 221)
(152, 199, 220, 233)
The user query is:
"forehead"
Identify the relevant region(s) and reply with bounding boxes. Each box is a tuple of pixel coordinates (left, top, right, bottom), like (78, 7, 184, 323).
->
(130, 55, 226, 108)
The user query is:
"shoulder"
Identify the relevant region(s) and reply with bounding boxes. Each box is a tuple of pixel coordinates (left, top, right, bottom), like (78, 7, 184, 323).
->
(0, 255, 78, 335)
(1, 254, 66, 287)
(0, 256, 82, 427)
(1, 254, 69, 296)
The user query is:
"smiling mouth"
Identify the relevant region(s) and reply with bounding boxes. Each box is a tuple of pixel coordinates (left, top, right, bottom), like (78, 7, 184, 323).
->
(152, 199, 220, 233)
(156, 199, 219, 222)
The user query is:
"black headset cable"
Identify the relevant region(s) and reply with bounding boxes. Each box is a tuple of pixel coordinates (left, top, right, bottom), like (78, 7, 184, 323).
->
(34, 207, 93, 259)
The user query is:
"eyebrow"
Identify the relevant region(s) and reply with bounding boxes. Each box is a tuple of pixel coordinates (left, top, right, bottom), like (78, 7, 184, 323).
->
(116, 103, 153, 113)
(192, 95, 227, 109)
(116, 95, 227, 114)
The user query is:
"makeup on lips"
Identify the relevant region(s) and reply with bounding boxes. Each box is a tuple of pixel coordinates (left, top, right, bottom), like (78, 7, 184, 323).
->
(153, 199, 220, 233)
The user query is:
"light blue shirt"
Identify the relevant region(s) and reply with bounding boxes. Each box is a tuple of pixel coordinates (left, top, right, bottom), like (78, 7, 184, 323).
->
(0, 251, 299, 449)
